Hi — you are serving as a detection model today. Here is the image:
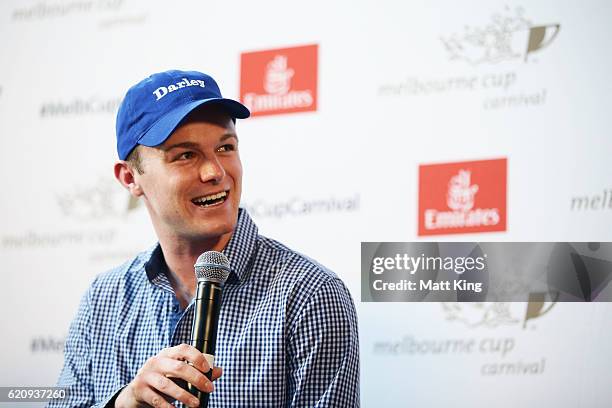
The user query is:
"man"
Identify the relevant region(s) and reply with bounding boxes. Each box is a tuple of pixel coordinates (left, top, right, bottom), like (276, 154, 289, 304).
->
(50, 70, 360, 408)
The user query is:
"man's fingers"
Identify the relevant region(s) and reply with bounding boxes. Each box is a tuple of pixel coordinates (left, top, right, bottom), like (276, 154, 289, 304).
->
(120, 346, 221, 408)
(145, 372, 201, 408)
(156, 357, 214, 393)
(160, 344, 212, 373)
(211, 366, 223, 381)
(134, 382, 176, 408)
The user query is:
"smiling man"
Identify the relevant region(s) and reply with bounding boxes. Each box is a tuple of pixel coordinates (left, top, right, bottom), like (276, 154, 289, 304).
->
(50, 70, 360, 408)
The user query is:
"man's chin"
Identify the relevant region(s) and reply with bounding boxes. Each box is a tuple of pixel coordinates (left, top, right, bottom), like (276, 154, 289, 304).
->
(185, 221, 237, 243)
(173, 207, 240, 244)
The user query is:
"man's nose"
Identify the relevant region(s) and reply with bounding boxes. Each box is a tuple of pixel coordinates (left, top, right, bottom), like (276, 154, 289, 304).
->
(199, 156, 226, 184)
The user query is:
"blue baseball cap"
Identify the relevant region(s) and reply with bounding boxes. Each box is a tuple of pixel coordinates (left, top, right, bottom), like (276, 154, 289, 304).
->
(116, 69, 250, 160)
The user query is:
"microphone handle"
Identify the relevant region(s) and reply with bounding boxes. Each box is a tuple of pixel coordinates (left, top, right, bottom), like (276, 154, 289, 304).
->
(188, 281, 223, 408)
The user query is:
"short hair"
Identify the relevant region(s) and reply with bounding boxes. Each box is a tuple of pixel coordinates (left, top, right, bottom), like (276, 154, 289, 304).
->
(126, 146, 145, 174)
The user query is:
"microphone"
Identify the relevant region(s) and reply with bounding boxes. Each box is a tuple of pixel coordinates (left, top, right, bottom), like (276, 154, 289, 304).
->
(188, 251, 230, 407)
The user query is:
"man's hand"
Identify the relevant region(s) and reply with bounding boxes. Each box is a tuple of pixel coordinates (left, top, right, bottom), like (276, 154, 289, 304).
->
(114, 343, 222, 408)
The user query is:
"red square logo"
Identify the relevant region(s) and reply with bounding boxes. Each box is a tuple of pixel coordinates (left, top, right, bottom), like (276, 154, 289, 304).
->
(418, 158, 507, 236)
(240, 44, 318, 117)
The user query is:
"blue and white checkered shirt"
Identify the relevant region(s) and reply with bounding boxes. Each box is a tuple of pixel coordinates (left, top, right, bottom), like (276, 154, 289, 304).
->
(50, 209, 360, 407)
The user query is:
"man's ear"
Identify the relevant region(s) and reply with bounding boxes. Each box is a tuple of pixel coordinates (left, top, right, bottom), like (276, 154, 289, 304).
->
(114, 161, 143, 197)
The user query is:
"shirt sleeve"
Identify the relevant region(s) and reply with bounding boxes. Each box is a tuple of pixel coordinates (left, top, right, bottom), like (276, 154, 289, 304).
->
(47, 286, 123, 408)
(286, 278, 360, 408)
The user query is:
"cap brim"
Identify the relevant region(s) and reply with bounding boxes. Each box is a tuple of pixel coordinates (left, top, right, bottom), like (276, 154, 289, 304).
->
(138, 98, 250, 147)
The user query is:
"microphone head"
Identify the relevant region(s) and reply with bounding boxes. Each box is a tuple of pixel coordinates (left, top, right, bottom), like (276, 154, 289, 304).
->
(194, 251, 231, 284)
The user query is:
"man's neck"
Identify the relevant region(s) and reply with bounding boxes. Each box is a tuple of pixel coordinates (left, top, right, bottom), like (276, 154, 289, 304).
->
(158, 233, 233, 309)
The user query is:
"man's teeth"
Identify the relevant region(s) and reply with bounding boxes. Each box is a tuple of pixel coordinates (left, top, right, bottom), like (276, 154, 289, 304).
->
(193, 191, 228, 206)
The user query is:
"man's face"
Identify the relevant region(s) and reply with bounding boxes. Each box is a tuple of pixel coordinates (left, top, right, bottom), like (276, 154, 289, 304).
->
(131, 106, 242, 244)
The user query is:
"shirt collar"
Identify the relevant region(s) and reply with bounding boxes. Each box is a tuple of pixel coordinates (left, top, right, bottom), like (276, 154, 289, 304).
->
(144, 244, 174, 291)
(144, 208, 258, 285)
(222, 208, 259, 283)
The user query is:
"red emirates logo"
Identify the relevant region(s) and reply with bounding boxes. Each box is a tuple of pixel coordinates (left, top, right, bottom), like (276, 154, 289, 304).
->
(240, 44, 318, 117)
(418, 158, 507, 236)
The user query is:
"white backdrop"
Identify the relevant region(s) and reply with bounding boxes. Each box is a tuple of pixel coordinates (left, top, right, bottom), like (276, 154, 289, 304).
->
(1, 0, 611, 406)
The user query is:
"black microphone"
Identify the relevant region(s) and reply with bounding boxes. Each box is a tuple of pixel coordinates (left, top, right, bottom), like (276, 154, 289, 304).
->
(188, 251, 230, 408)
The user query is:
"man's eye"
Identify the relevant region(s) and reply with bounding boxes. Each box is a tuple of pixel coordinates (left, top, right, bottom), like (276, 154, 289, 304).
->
(177, 152, 195, 160)
(217, 144, 236, 152)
